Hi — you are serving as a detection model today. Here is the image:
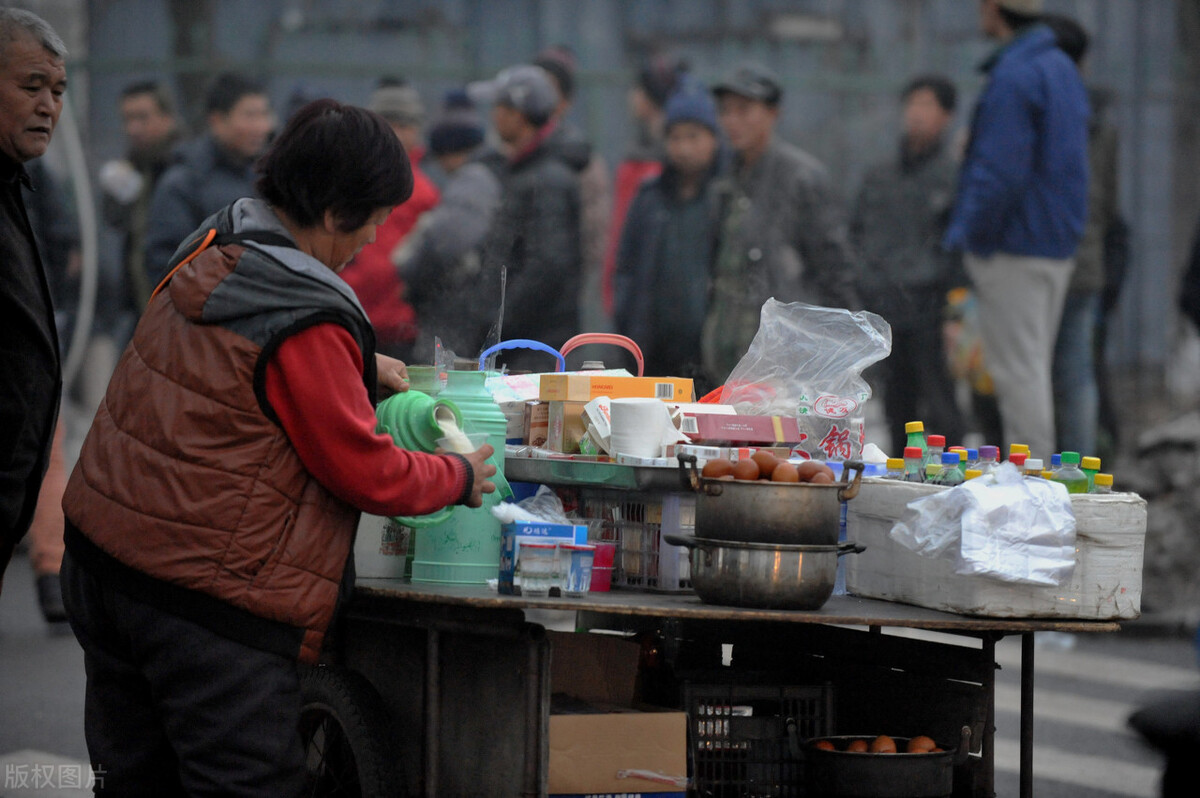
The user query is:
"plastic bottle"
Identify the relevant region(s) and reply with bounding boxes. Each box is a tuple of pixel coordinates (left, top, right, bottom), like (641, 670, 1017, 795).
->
(1008, 452, 1027, 472)
(1024, 458, 1044, 478)
(1093, 473, 1114, 494)
(925, 434, 946, 469)
(1081, 456, 1101, 492)
(1008, 443, 1029, 463)
(1052, 451, 1089, 494)
(965, 448, 980, 471)
(964, 469, 983, 481)
(905, 421, 929, 460)
(1049, 453, 1062, 474)
(977, 445, 1001, 474)
(934, 453, 965, 486)
(948, 447, 969, 474)
(903, 446, 926, 482)
(924, 463, 943, 483)
(884, 458, 906, 480)
(1041, 470, 1055, 480)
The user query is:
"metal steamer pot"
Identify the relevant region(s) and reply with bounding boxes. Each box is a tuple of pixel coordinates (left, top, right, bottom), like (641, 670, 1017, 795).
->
(664, 535, 864, 610)
(678, 454, 865, 545)
(803, 727, 972, 798)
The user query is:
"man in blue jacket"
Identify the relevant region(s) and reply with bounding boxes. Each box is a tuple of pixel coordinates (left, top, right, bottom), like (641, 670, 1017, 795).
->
(944, 0, 1089, 460)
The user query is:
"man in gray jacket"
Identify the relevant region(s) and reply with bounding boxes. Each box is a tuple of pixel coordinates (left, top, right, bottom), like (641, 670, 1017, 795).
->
(702, 63, 859, 385)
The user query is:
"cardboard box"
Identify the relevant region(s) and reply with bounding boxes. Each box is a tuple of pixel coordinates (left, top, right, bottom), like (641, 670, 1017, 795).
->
(523, 400, 549, 447)
(539, 374, 694, 403)
(548, 632, 687, 798)
(680, 413, 806, 447)
(547, 401, 589, 453)
(498, 521, 588, 594)
(844, 479, 1147, 619)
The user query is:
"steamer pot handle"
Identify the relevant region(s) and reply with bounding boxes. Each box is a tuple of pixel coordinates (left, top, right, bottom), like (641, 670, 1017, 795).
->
(678, 453, 722, 495)
(663, 533, 700, 549)
(954, 725, 972, 765)
(836, 542, 866, 556)
(839, 460, 865, 502)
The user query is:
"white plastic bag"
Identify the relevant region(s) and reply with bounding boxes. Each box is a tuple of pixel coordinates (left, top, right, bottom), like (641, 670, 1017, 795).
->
(890, 464, 1077, 586)
(719, 299, 891, 460)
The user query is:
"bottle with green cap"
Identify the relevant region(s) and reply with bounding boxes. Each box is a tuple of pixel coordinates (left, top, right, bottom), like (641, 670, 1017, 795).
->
(905, 421, 928, 460)
(1052, 451, 1089, 494)
(1081, 456, 1101, 492)
(884, 458, 906, 480)
(1093, 473, 1114, 494)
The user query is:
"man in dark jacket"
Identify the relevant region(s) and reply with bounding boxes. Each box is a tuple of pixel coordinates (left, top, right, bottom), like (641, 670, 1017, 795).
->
(143, 72, 273, 288)
(0, 8, 67, 593)
(479, 65, 581, 370)
(703, 62, 859, 385)
(615, 88, 722, 379)
(852, 75, 966, 456)
(943, 0, 1089, 459)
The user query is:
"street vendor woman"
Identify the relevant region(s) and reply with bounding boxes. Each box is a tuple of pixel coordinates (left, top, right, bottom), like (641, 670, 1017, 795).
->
(58, 99, 496, 795)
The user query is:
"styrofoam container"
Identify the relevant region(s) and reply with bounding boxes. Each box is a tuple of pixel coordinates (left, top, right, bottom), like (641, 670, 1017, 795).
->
(844, 478, 1147, 619)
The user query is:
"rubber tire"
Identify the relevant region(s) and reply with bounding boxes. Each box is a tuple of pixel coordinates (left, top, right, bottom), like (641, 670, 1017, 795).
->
(299, 665, 404, 798)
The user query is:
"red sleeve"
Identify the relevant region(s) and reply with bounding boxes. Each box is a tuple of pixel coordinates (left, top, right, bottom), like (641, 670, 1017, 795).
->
(264, 323, 469, 517)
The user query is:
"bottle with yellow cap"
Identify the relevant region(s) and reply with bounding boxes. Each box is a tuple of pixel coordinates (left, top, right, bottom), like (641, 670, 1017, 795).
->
(1093, 473, 1114, 494)
(905, 421, 928, 460)
(1008, 443, 1029, 464)
(884, 458, 905, 480)
(1081, 456, 1101, 492)
(964, 468, 983, 481)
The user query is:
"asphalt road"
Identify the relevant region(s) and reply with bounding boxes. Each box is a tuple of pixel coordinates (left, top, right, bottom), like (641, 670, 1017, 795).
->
(2, 547, 1195, 797)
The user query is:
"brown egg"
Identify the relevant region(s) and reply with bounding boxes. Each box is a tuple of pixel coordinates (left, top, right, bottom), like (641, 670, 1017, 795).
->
(731, 459, 761, 481)
(846, 739, 869, 753)
(869, 735, 897, 754)
(906, 735, 937, 753)
(796, 460, 822, 481)
(702, 458, 734, 479)
(931, 747, 944, 753)
(751, 450, 781, 478)
(808, 471, 834, 484)
(814, 739, 836, 751)
(771, 462, 800, 483)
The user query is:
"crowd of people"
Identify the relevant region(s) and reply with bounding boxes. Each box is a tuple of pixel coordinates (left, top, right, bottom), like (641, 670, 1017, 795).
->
(0, 0, 1150, 792)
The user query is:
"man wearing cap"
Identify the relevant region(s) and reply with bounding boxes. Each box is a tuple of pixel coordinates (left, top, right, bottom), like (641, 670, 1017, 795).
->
(614, 88, 723, 379)
(399, 90, 501, 357)
(479, 65, 581, 369)
(703, 62, 859, 385)
(340, 79, 440, 362)
(944, 0, 1089, 459)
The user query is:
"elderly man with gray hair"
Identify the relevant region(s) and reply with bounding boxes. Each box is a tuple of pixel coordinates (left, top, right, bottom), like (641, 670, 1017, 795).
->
(0, 7, 68, 593)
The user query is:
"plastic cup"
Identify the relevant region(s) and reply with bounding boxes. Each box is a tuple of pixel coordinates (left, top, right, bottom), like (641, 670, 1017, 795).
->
(589, 542, 616, 592)
(518, 542, 560, 597)
(561, 544, 596, 597)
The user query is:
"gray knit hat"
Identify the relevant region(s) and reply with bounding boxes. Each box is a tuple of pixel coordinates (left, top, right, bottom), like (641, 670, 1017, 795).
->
(369, 84, 425, 126)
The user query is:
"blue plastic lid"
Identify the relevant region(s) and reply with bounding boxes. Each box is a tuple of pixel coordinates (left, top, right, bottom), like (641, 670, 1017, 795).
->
(1051, 453, 1062, 467)
(967, 448, 979, 460)
(941, 452, 960, 465)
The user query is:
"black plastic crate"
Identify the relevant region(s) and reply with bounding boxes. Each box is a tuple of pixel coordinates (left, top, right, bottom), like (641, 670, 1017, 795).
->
(684, 682, 834, 798)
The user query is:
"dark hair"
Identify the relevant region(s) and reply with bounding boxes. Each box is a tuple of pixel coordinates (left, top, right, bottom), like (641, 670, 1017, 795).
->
(902, 75, 957, 113)
(205, 72, 267, 115)
(255, 99, 413, 232)
(120, 80, 176, 116)
(1041, 14, 1090, 65)
(998, 7, 1040, 32)
(535, 45, 576, 101)
(638, 52, 689, 107)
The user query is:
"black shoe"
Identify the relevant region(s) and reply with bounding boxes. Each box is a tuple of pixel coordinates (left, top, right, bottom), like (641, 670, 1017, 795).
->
(36, 573, 67, 623)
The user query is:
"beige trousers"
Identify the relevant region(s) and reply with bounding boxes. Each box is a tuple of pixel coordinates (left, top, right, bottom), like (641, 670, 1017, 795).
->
(966, 253, 1074, 461)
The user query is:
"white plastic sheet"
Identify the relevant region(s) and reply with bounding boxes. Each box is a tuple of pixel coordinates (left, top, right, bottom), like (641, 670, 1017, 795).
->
(889, 463, 1077, 586)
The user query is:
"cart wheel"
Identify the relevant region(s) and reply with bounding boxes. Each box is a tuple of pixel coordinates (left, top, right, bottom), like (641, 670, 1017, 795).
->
(299, 665, 403, 798)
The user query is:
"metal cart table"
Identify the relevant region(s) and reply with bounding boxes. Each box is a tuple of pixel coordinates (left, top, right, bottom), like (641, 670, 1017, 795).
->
(332, 579, 1119, 798)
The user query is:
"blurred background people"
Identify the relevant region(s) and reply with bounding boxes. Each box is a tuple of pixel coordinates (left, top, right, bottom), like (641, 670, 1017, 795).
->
(0, 7, 67, 593)
(852, 75, 966, 457)
(535, 45, 612, 335)
(339, 78, 440, 362)
(98, 79, 183, 346)
(399, 90, 501, 360)
(143, 71, 273, 286)
(943, 0, 1090, 460)
(1043, 13, 1122, 460)
(603, 50, 689, 317)
(614, 87, 722, 379)
(479, 65, 582, 371)
(703, 62, 859, 388)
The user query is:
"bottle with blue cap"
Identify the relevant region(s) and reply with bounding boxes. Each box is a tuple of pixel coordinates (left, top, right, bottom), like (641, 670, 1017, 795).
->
(933, 452, 965, 486)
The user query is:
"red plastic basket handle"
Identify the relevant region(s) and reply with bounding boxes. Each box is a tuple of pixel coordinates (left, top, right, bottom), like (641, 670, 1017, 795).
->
(559, 333, 645, 376)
